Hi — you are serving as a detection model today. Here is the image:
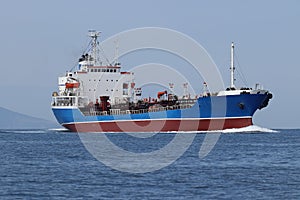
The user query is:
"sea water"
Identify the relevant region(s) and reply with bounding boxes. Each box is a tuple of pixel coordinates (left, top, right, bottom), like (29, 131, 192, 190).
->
(0, 127, 299, 199)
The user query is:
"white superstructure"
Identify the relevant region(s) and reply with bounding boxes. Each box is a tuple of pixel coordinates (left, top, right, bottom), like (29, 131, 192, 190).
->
(54, 30, 135, 107)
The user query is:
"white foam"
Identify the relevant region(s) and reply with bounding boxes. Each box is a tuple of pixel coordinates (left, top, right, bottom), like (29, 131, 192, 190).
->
(8, 130, 47, 134)
(164, 125, 278, 134)
(67, 125, 278, 134)
(48, 127, 69, 132)
(221, 125, 278, 133)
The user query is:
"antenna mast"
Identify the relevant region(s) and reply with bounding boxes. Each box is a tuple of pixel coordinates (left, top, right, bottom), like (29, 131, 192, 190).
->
(230, 42, 235, 88)
(114, 39, 119, 65)
(88, 30, 101, 66)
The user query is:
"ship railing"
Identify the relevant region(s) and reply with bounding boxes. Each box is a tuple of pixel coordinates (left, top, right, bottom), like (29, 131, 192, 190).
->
(142, 109, 149, 113)
(178, 99, 197, 104)
(52, 96, 78, 107)
(129, 110, 142, 114)
(89, 111, 108, 116)
(79, 103, 193, 116)
(100, 111, 108, 115)
(148, 107, 166, 112)
(120, 110, 128, 115)
(52, 96, 89, 107)
(179, 104, 192, 109)
(170, 105, 179, 110)
(147, 104, 192, 112)
(110, 109, 121, 115)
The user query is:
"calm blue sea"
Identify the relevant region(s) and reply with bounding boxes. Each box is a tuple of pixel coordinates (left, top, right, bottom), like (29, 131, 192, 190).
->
(0, 128, 299, 199)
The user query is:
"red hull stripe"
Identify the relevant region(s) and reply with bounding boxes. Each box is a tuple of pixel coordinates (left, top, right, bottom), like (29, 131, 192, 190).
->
(62, 117, 253, 132)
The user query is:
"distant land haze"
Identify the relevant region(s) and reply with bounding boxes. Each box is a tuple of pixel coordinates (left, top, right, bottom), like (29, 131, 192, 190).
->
(0, 107, 59, 129)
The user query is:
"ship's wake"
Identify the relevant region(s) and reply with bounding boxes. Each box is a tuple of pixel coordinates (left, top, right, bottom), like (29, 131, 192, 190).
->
(217, 125, 278, 133)
(171, 125, 278, 134)
(48, 127, 70, 132)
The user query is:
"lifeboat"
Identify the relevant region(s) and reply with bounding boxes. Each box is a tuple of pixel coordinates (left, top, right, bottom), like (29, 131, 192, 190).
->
(157, 90, 167, 99)
(65, 82, 80, 88)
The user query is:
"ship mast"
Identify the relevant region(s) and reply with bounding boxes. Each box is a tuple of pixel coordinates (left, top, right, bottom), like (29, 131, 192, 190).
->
(230, 42, 235, 89)
(88, 30, 101, 66)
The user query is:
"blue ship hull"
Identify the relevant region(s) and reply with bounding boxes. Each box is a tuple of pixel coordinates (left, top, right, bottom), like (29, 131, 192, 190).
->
(52, 93, 271, 132)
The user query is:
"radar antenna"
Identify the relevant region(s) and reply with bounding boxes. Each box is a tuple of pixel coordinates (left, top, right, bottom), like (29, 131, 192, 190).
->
(88, 30, 101, 66)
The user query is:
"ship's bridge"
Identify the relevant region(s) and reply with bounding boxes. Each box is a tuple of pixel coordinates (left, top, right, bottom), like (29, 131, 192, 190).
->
(86, 65, 121, 73)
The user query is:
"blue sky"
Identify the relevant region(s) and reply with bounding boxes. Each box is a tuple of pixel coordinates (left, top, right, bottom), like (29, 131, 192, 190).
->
(0, 0, 299, 128)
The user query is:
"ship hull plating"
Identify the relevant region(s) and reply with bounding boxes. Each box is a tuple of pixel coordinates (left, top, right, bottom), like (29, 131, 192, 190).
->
(52, 93, 270, 132)
(62, 117, 252, 132)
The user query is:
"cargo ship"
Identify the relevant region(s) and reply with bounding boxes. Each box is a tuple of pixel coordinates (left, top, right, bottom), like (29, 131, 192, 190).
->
(51, 30, 272, 132)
